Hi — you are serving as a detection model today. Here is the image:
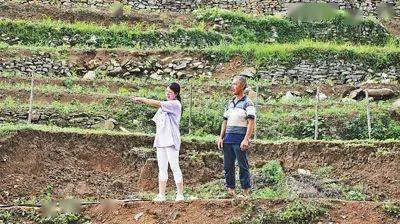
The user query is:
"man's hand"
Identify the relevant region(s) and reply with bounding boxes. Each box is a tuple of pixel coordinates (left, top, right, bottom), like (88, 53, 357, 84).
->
(217, 137, 224, 150)
(240, 138, 250, 151)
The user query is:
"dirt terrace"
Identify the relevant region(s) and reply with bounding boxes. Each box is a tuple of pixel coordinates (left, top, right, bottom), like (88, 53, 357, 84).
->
(0, 130, 399, 204)
(1, 199, 398, 224)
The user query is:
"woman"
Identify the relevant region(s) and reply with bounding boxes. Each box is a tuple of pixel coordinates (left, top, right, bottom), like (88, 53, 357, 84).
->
(132, 82, 184, 202)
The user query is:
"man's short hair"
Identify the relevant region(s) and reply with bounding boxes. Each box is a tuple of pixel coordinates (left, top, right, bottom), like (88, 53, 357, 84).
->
(234, 75, 247, 89)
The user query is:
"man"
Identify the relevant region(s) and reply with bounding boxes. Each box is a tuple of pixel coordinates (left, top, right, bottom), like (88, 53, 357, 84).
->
(217, 75, 256, 197)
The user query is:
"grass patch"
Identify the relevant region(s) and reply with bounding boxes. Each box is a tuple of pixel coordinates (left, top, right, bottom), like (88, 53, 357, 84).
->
(189, 180, 227, 199)
(252, 160, 293, 200)
(194, 8, 389, 45)
(231, 200, 328, 224)
(0, 209, 90, 224)
(383, 202, 400, 219)
(343, 185, 367, 201)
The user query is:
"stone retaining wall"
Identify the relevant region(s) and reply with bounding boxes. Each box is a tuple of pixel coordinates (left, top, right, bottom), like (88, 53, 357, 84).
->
(1, 53, 399, 84)
(11, 0, 400, 16)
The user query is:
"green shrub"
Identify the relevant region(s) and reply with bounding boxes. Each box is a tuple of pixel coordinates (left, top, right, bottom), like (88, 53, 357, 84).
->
(261, 160, 285, 185)
(383, 202, 400, 218)
(344, 186, 367, 201)
(195, 8, 389, 45)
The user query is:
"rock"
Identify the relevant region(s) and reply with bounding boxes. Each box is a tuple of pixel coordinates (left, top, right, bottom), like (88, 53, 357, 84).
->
(150, 73, 162, 80)
(182, 57, 193, 62)
(109, 67, 123, 76)
(109, 118, 118, 125)
(342, 98, 357, 103)
(365, 88, 395, 100)
(282, 91, 297, 102)
(86, 35, 98, 45)
(187, 196, 199, 200)
(316, 92, 327, 100)
(161, 57, 172, 63)
(1, 155, 7, 162)
(31, 111, 40, 122)
(297, 168, 311, 176)
(213, 24, 222, 31)
(240, 67, 256, 78)
(191, 62, 203, 69)
(291, 91, 302, 96)
(173, 62, 187, 70)
(176, 71, 186, 79)
(83, 71, 96, 80)
(119, 126, 131, 133)
(393, 98, 400, 110)
(112, 179, 124, 189)
(134, 212, 144, 221)
(87, 59, 99, 70)
(130, 68, 141, 73)
(69, 117, 88, 123)
(248, 89, 257, 100)
(171, 210, 180, 220)
(155, 63, 163, 69)
(341, 86, 357, 98)
(164, 68, 172, 73)
(306, 88, 315, 94)
(348, 89, 365, 100)
(104, 119, 116, 130)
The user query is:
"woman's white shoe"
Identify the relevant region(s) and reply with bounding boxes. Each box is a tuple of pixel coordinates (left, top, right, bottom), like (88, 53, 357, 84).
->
(175, 194, 184, 201)
(153, 194, 166, 202)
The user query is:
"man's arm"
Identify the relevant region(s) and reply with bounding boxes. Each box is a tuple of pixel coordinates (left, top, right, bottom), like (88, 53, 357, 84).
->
(240, 118, 255, 151)
(217, 120, 227, 150)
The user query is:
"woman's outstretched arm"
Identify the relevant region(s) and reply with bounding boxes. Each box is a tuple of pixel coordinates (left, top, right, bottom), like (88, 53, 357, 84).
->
(132, 97, 161, 108)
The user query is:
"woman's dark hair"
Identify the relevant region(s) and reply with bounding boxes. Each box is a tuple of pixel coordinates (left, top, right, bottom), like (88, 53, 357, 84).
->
(169, 82, 181, 102)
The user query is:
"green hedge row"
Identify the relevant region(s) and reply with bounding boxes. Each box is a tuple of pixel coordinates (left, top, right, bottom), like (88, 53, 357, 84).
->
(0, 19, 225, 48)
(0, 8, 392, 49)
(202, 42, 400, 70)
(195, 8, 390, 45)
(2, 97, 399, 141)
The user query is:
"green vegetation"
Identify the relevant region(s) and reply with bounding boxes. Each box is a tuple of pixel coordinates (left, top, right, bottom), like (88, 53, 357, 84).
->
(2, 39, 400, 72)
(343, 185, 367, 201)
(260, 160, 285, 185)
(230, 200, 328, 224)
(0, 209, 90, 224)
(205, 41, 400, 69)
(1, 85, 399, 140)
(2, 185, 91, 224)
(0, 18, 223, 49)
(189, 181, 227, 199)
(383, 202, 400, 218)
(252, 160, 292, 200)
(0, 7, 393, 50)
(314, 166, 333, 179)
(195, 8, 389, 45)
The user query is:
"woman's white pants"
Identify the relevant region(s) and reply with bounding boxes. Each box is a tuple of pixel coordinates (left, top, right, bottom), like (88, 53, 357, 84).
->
(156, 147, 183, 183)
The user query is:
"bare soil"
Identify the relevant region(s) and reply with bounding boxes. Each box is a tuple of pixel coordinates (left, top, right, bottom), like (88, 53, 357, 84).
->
(383, 17, 400, 37)
(1, 199, 398, 224)
(0, 130, 223, 204)
(251, 141, 400, 201)
(0, 130, 399, 205)
(82, 199, 399, 224)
